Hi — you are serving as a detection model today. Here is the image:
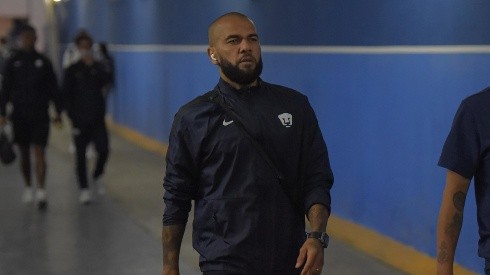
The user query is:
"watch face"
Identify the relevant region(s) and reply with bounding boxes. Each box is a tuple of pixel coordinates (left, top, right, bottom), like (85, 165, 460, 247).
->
(320, 233, 329, 248)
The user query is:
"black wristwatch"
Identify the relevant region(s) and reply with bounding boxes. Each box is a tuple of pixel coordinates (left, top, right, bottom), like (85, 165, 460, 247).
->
(306, 231, 329, 248)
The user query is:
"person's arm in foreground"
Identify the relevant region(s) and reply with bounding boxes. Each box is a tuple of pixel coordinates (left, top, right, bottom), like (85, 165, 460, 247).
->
(295, 97, 333, 274)
(162, 113, 197, 275)
(162, 224, 186, 275)
(436, 170, 471, 275)
(296, 204, 329, 275)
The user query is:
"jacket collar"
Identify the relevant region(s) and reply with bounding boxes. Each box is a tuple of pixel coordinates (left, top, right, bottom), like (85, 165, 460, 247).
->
(216, 78, 263, 98)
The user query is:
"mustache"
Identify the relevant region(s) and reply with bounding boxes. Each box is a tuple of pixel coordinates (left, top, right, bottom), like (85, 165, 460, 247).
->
(239, 54, 255, 62)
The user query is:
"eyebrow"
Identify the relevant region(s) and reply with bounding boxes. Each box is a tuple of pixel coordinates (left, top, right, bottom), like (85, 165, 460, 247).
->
(225, 33, 259, 40)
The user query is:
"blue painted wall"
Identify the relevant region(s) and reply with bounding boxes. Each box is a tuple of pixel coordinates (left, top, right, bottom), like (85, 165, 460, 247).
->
(53, 0, 490, 272)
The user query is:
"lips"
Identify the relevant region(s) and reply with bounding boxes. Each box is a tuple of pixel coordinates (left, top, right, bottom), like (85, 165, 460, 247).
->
(240, 56, 255, 63)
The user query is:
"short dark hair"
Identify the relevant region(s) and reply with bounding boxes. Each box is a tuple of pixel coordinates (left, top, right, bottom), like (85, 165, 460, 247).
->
(19, 24, 36, 34)
(74, 30, 93, 46)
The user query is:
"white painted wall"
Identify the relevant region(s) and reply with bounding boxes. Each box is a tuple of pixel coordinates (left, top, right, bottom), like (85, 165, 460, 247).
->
(0, 0, 28, 16)
(0, 0, 48, 52)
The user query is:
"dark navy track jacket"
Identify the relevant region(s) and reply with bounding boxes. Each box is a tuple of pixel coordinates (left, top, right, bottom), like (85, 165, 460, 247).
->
(62, 60, 110, 125)
(163, 78, 334, 273)
(0, 50, 61, 122)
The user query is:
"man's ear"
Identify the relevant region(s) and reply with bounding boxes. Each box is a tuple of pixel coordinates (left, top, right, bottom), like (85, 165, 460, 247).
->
(208, 48, 218, 64)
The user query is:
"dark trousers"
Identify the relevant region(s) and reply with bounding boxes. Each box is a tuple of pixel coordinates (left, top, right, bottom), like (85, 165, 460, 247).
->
(73, 120, 109, 189)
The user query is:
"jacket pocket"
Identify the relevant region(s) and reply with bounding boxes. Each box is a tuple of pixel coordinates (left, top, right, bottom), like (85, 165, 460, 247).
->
(193, 197, 261, 263)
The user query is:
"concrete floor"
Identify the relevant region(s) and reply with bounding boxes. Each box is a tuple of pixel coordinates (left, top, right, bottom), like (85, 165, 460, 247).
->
(0, 124, 406, 275)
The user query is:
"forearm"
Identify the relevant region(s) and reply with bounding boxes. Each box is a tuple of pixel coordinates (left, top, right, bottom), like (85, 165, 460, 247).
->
(437, 199, 464, 272)
(307, 204, 329, 231)
(162, 224, 186, 273)
(436, 170, 470, 274)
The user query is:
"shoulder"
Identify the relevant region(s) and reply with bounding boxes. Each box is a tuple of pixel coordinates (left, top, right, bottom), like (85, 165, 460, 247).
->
(34, 52, 52, 64)
(8, 49, 22, 58)
(2, 51, 25, 69)
(264, 82, 305, 98)
(462, 87, 490, 107)
(450, 87, 490, 128)
(65, 61, 81, 72)
(458, 87, 490, 118)
(4, 50, 21, 63)
(173, 90, 218, 127)
(262, 81, 309, 108)
(30, 52, 54, 70)
(90, 61, 106, 71)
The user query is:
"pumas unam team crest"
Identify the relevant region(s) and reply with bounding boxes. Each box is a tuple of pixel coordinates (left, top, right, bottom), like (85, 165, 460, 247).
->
(278, 113, 293, 128)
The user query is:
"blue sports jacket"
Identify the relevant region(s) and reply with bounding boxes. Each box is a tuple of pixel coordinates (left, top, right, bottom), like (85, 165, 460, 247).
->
(163, 78, 333, 273)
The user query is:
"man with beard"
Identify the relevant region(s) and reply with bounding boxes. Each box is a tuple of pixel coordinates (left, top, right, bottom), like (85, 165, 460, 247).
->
(162, 12, 333, 275)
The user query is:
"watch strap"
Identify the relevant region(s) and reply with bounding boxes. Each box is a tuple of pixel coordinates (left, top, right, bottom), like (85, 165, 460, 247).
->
(306, 231, 329, 248)
(307, 231, 324, 239)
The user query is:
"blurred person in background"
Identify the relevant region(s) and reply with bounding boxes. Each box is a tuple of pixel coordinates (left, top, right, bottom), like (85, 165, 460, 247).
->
(0, 25, 62, 210)
(62, 32, 112, 205)
(62, 29, 105, 158)
(62, 29, 100, 70)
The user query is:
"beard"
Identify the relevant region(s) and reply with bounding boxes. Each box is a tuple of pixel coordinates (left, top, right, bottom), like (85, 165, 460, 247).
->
(220, 56, 263, 86)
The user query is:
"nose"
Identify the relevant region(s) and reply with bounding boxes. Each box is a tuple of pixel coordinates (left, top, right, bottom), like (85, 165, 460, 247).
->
(240, 39, 253, 52)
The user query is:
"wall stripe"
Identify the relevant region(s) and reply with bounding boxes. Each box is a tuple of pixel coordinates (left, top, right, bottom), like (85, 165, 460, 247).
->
(107, 119, 478, 275)
(110, 44, 490, 55)
(328, 216, 476, 275)
(107, 118, 168, 156)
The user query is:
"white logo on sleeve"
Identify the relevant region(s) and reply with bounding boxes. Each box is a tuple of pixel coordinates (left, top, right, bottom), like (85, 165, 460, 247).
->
(223, 119, 234, 126)
(278, 113, 293, 127)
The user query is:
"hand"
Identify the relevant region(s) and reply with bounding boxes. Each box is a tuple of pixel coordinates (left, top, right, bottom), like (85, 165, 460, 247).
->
(0, 116, 7, 126)
(53, 115, 63, 129)
(295, 238, 325, 275)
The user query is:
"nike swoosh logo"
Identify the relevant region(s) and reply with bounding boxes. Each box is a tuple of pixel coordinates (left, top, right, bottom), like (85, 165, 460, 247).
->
(223, 119, 234, 126)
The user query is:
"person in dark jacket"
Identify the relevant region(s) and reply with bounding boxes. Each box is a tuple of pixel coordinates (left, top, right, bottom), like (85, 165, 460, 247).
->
(62, 32, 111, 204)
(0, 25, 62, 210)
(437, 88, 490, 274)
(162, 12, 334, 275)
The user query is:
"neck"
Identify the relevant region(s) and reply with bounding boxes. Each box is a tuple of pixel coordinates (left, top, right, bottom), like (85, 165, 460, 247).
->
(221, 75, 258, 90)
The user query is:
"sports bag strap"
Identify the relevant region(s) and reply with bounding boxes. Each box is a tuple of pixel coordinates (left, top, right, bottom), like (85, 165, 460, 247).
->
(210, 89, 302, 212)
(210, 90, 284, 181)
